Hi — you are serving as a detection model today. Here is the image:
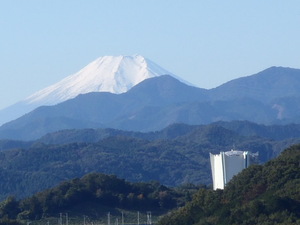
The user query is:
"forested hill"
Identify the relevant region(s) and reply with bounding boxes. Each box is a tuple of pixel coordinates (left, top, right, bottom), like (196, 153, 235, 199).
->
(2, 121, 300, 148)
(158, 144, 300, 225)
(0, 122, 300, 200)
(35, 121, 300, 144)
(0, 173, 198, 224)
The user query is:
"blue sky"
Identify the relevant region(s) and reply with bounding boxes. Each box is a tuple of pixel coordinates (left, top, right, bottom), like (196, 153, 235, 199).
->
(1, 0, 300, 110)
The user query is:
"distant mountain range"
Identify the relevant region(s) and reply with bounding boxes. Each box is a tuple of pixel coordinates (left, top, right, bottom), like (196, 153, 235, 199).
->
(0, 65, 300, 140)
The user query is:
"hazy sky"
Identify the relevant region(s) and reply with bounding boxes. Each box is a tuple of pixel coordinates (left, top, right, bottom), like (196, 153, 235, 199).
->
(1, 0, 300, 110)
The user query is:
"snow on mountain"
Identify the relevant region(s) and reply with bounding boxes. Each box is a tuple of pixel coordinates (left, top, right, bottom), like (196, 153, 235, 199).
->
(0, 55, 177, 125)
(25, 55, 174, 106)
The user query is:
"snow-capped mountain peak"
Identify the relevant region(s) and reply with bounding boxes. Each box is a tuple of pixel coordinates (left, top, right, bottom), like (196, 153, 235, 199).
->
(25, 55, 173, 105)
(0, 55, 180, 125)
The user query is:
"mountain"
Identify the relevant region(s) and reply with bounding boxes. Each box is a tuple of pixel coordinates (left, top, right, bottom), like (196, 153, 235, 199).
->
(1, 66, 300, 140)
(0, 75, 207, 140)
(209, 66, 300, 123)
(210, 66, 300, 102)
(25, 55, 176, 105)
(0, 55, 178, 125)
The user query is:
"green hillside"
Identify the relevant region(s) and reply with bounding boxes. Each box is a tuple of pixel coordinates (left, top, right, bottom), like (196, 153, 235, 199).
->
(158, 144, 300, 225)
(0, 173, 200, 225)
(1, 144, 299, 225)
(0, 122, 299, 200)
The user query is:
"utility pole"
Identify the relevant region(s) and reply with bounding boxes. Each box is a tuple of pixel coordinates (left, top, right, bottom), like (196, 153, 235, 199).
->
(137, 211, 140, 225)
(108, 212, 111, 225)
(147, 211, 152, 225)
(66, 213, 68, 225)
(59, 213, 63, 225)
(121, 211, 124, 225)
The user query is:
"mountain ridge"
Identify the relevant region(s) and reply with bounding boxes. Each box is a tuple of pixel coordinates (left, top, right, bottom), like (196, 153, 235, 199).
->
(210, 66, 300, 102)
(1, 65, 300, 140)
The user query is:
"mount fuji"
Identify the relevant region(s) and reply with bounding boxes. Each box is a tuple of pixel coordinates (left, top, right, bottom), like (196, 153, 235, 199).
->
(0, 55, 182, 125)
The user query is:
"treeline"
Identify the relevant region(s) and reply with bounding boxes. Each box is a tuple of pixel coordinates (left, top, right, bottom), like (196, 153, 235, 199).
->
(0, 173, 200, 224)
(158, 144, 300, 225)
(0, 136, 211, 200)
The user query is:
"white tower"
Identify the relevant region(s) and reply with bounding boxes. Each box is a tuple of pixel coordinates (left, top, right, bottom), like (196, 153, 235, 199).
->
(210, 150, 258, 190)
